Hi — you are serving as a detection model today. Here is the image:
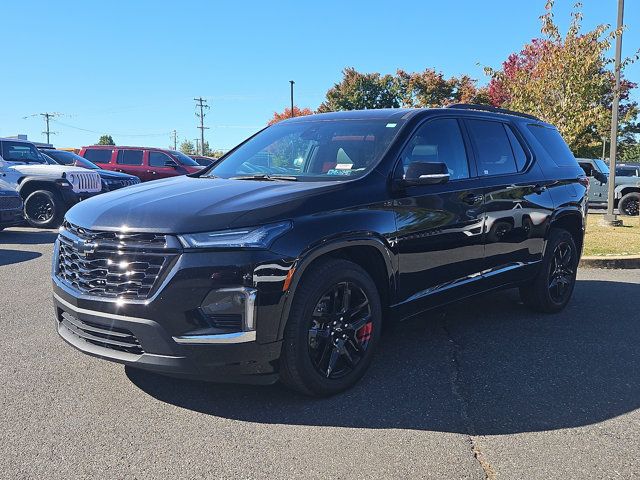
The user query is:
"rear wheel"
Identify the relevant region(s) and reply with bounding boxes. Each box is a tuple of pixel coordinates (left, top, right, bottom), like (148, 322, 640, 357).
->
(520, 229, 578, 313)
(618, 192, 640, 216)
(280, 258, 382, 396)
(24, 189, 64, 229)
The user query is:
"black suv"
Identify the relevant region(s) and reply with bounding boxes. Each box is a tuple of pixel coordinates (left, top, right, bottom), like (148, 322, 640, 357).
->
(52, 105, 587, 396)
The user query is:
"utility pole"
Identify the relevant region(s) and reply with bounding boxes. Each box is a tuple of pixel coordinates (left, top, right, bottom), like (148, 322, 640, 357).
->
(601, 137, 607, 160)
(605, 0, 624, 226)
(171, 130, 178, 150)
(289, 81, 295, 117)
(24, 112, 61, 144)
(194, 138, 200, 156)
(194, 97, 209, 155)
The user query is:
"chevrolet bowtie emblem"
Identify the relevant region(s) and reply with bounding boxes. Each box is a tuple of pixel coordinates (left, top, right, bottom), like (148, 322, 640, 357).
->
(74, 239, 96, 256)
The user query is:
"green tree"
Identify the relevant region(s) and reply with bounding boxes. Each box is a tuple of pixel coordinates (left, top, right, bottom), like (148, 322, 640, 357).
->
(318, 67, 488, 112)
(97, 134, 115, 145)
(318, 68, 401, 112)
(179, 139, 195, 155)
(486, 0, 639, 157)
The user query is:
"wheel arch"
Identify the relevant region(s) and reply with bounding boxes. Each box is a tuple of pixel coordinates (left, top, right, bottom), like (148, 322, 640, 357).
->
(16, 177, 63, 199)
(548, 208, 585, 256)
(276, 236, 396, 339)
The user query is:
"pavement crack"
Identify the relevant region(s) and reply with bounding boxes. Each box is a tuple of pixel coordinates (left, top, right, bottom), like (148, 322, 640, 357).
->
(441, 321, 496, 480)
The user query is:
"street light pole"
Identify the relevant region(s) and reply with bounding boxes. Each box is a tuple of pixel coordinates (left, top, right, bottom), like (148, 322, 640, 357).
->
(605, 0, 624, 226)
(290, 80, 295, 117)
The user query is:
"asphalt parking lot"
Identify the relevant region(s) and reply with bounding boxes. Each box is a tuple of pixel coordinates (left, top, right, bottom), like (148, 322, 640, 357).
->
(1, 227, 639, 479)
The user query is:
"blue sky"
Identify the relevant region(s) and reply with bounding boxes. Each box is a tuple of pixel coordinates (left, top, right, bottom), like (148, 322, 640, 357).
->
(1, 0, 638, 151)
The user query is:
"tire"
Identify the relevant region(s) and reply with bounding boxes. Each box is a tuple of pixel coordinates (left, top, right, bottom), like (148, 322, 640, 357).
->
(23, 189, 64, 229)
(279, 258, 382, 397)
(519, 228, 578, 313)
(618, 192, 640, 216)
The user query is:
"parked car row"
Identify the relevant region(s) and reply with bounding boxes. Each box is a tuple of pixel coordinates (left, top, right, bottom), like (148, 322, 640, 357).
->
(0, 138, 214, 230)
(578, 158, 640, 216)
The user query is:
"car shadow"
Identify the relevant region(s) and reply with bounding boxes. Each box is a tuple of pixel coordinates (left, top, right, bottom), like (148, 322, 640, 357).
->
(126, 279, 640, 435)
(0, 228, 57, 245)
(0, 249, 42, 266)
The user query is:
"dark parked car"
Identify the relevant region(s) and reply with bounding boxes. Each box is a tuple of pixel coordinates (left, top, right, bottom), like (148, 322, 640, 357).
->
(0, 179, 23, 230)
(39, 148, 140, 191)
(190, 155, 219, 167)
(78, 145, 203, 182)
(52, 105, 587, 396)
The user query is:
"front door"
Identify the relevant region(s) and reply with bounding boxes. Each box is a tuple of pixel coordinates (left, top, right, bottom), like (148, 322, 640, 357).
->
(393, 117, 486, 313)
(578, 161, 608, 204)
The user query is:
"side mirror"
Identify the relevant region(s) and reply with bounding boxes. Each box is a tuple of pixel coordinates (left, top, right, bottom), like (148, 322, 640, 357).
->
(593, 171, 607, 183)
(164, 160, 179, 169)
(402, 161, 450, 186)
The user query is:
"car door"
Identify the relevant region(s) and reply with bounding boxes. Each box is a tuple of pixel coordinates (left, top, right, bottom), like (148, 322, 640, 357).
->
(464, 118, 555, 286)
(115, 149, 147, 180)
(393, 117, 486, 313)
(578, 161, 607, 203)
(147, 150, 182, 179)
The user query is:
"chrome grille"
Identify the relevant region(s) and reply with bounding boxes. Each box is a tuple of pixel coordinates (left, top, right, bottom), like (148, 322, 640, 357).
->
(0, 196, 22, 210)
(59, 311, 144, 355)
(55, 221, 180, 300)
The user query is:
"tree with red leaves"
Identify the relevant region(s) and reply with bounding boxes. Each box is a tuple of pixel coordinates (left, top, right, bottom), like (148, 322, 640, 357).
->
(268, 106, 314, 125)
(486, 0, 639, 157)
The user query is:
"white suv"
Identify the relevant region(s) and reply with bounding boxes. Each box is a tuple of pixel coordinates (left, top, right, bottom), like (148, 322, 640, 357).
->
(0, 138, 102, 228)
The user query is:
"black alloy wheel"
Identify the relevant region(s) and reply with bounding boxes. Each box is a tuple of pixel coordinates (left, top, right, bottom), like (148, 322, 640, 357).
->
(548, 241, 575, 304)
(24, 190, 64, 229)
(619, 192, 640, 216)
(308, 281, 373, 379)
(280, 258, 382, 396)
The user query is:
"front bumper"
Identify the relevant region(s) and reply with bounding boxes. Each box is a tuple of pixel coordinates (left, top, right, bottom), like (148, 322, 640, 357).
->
(52, 243, 294, 384)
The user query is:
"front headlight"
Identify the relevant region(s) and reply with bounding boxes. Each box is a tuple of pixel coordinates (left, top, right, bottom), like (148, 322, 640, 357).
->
(178, 221, 292, 249)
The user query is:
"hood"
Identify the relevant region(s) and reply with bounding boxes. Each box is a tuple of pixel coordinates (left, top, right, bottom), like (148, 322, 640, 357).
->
(615, 176, 640, 186)
(95, 169, 137, 180)
(0, 178, 19, 194)
(5, 163, 95, 176)
(65, 175, 343, 233)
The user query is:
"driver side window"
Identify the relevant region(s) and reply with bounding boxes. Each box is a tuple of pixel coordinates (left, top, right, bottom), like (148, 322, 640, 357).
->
(401, 119, 470, 180)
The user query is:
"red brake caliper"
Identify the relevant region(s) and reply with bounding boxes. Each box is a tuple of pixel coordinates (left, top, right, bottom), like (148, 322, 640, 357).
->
(356, 322, 373, 345)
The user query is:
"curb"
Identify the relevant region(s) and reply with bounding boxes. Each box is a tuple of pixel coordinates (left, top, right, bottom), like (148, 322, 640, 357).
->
(579, 255, 640, 269)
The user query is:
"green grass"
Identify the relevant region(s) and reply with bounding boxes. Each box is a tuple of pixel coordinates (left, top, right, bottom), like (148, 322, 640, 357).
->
(583, 214, 640, 256)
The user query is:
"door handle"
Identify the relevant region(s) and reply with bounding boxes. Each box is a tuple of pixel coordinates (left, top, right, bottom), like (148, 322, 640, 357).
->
(532, 184, 547, 194)
(146, 170, 157, 175)
(462, 193, 483, 205)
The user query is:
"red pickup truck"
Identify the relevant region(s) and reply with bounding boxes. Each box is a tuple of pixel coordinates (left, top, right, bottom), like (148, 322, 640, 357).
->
(78, 146, 203, 182)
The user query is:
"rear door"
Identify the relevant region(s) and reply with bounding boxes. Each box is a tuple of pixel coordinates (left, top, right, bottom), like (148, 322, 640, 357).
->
(147, 150, 183, 179)
(463, 118, 554, 285)
(115, 149, 147, 180)
(393, 117, 486, 313)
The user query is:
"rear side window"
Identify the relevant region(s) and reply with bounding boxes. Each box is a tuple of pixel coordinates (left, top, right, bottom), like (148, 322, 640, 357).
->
(527, 124, 576, 166)
(466, 119, 517, 176)
(505, 126, 528, 171)
(84, 149, 112, 164)
(117, 150, 143, 166)
(579, 162, 594, 176)
(149, 151, 173, 167)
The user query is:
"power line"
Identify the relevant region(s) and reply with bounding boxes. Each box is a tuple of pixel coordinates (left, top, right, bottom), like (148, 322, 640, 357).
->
(194, 97, 209, 155)
(51, 119, 171, 137)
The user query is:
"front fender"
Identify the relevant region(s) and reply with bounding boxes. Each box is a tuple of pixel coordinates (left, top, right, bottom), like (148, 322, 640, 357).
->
(274, 234, 396, 340)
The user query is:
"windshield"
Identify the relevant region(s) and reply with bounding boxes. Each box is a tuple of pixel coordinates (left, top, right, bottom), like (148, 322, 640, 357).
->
(594, 159, 610, 174)
(1, 141, 46, 164)
(170, 150, 200, 166)
(42, 150, 100, 169)
(206, 118, 405, 181)
(616, 166, 639, 177)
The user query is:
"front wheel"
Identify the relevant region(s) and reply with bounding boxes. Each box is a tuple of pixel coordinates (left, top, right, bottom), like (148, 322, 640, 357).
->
(618, 192, 640, 216)
(520, 228, 578, 313)
(279, 258, 382, 396)
(24, 189, 64, 229)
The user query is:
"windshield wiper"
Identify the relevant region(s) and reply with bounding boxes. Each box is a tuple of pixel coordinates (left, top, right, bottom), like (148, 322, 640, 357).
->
(230, 174, 298, 182)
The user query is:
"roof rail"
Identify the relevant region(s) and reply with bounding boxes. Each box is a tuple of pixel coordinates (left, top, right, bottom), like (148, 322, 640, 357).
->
(446, 103, 542, 121)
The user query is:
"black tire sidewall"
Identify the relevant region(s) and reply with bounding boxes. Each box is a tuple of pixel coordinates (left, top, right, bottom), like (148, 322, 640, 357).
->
(284, 260, 382, 396)
(24, 189, 63, 229)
